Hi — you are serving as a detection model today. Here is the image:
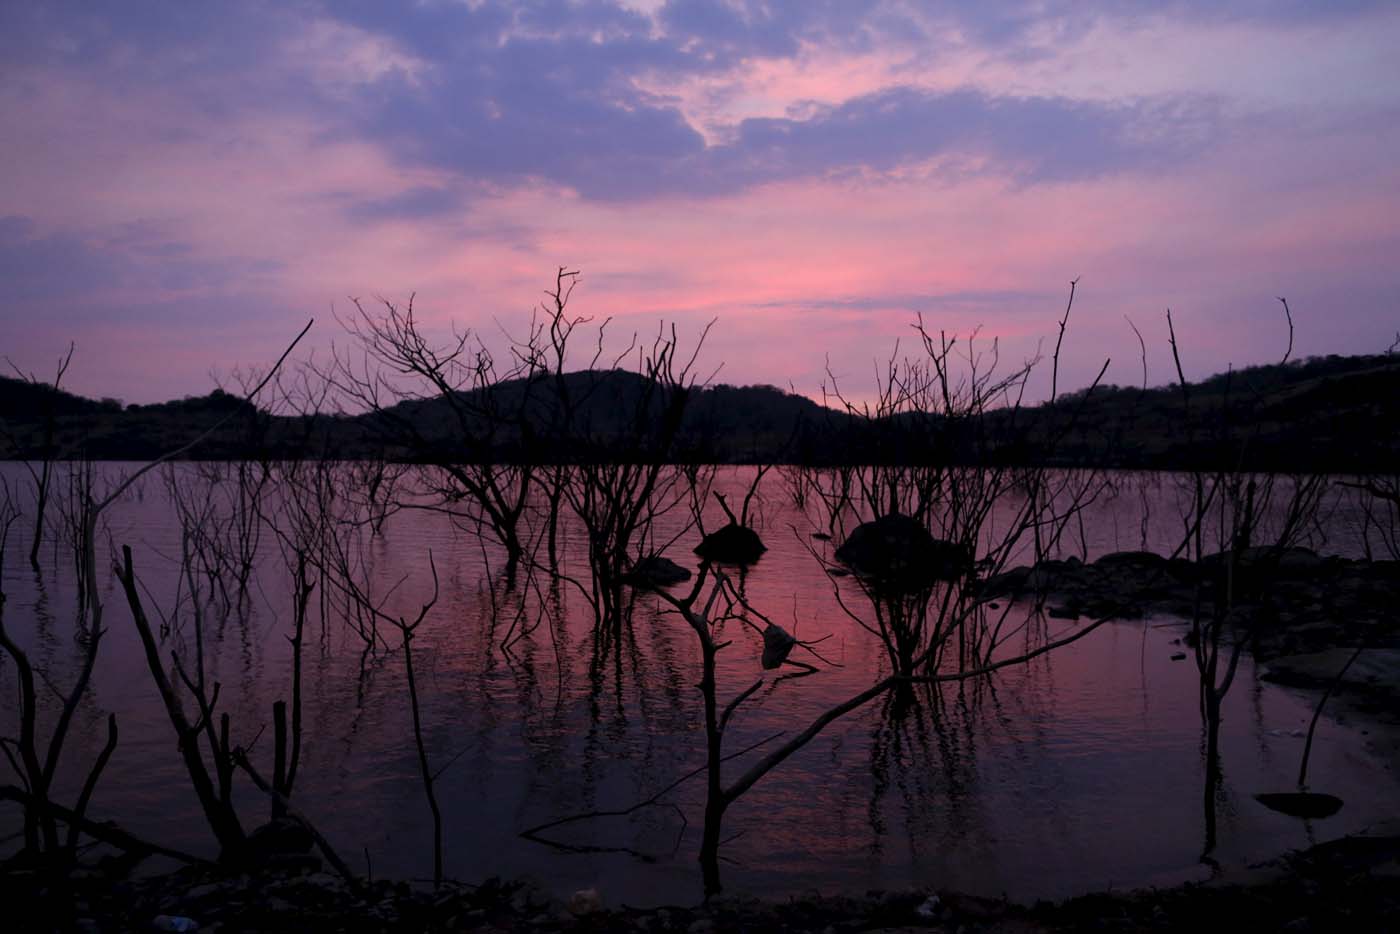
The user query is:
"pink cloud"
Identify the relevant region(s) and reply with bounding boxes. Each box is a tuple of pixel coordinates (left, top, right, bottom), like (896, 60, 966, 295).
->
(3, 3, 1398, 405)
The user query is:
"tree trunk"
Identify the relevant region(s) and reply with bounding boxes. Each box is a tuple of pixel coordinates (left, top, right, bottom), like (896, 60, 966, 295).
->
(699, 637, 727, 896)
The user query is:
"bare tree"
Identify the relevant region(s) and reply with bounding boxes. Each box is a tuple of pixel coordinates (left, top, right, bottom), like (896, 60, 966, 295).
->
(0, 464, 115, 864)
(522, 288, 1118, 894)
(1162, 303, 1328, 859)
(323, 295, 544, 582)
(1, 345, 75, 569)
(102, 322, 312, 860)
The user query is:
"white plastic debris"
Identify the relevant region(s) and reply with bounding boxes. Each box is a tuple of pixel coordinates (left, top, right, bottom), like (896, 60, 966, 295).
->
(915, 894, 941, 918)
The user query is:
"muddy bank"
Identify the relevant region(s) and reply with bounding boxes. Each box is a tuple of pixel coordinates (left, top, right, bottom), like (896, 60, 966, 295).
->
(7, 830, 1400, 932)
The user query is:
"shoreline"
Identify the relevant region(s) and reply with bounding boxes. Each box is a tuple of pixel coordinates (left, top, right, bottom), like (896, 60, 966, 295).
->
(983, 548, 1400, 780)
(8, 829, 1400, 932)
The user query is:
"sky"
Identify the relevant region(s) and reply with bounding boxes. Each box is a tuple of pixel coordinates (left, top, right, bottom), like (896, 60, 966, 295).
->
(1, 1, 1398, 405)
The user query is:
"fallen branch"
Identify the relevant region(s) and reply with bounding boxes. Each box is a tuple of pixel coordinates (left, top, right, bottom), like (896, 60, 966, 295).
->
(0, 785, 207, 866)
(229, 750, 364, 894)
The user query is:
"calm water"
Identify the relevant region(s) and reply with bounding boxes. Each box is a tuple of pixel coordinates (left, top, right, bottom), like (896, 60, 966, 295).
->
(0, 463, 1395, 904)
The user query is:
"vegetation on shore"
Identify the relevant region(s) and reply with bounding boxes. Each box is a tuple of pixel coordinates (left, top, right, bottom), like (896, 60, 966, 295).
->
(3, 351, 1398, 470)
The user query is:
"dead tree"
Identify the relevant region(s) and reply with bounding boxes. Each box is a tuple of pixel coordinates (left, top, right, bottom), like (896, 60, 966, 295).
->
(324, 295, 542, 582)
(808, 302, 1112, 680)
(521, 291, 1121, 895)
(115, 545, 246, 857)
(641, 554, 1114, 894)
(1, 343, 74, 569)
(0, 472, 115, 864)
(326, 544, 445, 886)
(98, 323, 312, 859)
(1163, 302, 1328, 860)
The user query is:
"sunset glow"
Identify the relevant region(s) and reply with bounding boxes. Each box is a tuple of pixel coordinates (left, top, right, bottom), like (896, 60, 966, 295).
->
(2, 2, 1397, 402)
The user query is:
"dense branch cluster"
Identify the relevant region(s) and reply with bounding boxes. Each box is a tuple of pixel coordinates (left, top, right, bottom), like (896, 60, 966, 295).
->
(0, 274, 1387, 903)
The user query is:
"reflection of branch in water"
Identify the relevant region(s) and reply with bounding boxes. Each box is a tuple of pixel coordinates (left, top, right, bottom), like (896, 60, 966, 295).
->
(866, 690, 902, 843)
(520, 731, 784, 860)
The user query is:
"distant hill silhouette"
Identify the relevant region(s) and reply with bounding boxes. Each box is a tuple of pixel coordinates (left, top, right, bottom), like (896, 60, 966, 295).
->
(0, 377, 119, 419)
(371, 370, 833, 462)
(2, 353, 1397, 470)
(1001, 353, 1400, 471)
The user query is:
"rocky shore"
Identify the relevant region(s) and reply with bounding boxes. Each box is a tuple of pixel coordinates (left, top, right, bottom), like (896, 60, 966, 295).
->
(7, 828, 1400, 933)
(979, 547, 1400, 774)
(979, 548, 1400, 659)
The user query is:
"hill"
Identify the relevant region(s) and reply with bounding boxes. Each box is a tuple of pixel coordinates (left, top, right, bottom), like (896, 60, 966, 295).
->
(1, 354, 1397, 471)
(1003, 353, 1400, 471)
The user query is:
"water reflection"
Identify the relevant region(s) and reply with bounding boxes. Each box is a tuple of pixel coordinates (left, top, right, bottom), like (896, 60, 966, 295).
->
(0, 464, 1395, 904)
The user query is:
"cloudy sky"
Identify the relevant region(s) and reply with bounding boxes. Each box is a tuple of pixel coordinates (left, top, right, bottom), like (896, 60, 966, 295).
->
(2, 1, 1397, 404)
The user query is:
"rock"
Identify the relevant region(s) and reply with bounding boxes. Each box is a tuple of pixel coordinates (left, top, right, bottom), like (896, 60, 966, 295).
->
(834, 514, 972, 591)
(1026, 565, 1066, 591)
(939, 893, 1007, 921)
(1167, 557, 1196, 579)
(1094, 550, 1168, 572)
(1372, 858, 1400, 878)
(982, 565, 1030, 595)
(304, 872, 340, 890)
(245, 818, 314, 857)
(1277, 548, 1328, 575)
(1255, 792, 1344, 819)
(761, 623, 797, 670)
(263, 896, 296, 914)
(1200, 547, 1329, 597)
(694, 523, 766, 564)
(568, 887, 602, 916)
(622, 555, 692, 587)
(261, 853, 321, 874)
(1261, 649, 1400, 691)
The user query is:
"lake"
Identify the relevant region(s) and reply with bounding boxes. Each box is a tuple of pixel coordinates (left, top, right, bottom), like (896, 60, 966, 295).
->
(0, 462, 1394, 905)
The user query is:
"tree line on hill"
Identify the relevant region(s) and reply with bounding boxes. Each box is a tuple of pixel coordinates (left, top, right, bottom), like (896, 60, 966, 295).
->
(3, 350, 1396, 471)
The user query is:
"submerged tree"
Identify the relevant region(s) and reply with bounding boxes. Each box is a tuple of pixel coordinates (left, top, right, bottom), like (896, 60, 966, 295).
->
(523, 282, 1123, 894)
(1162, 304, 1329, 860)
